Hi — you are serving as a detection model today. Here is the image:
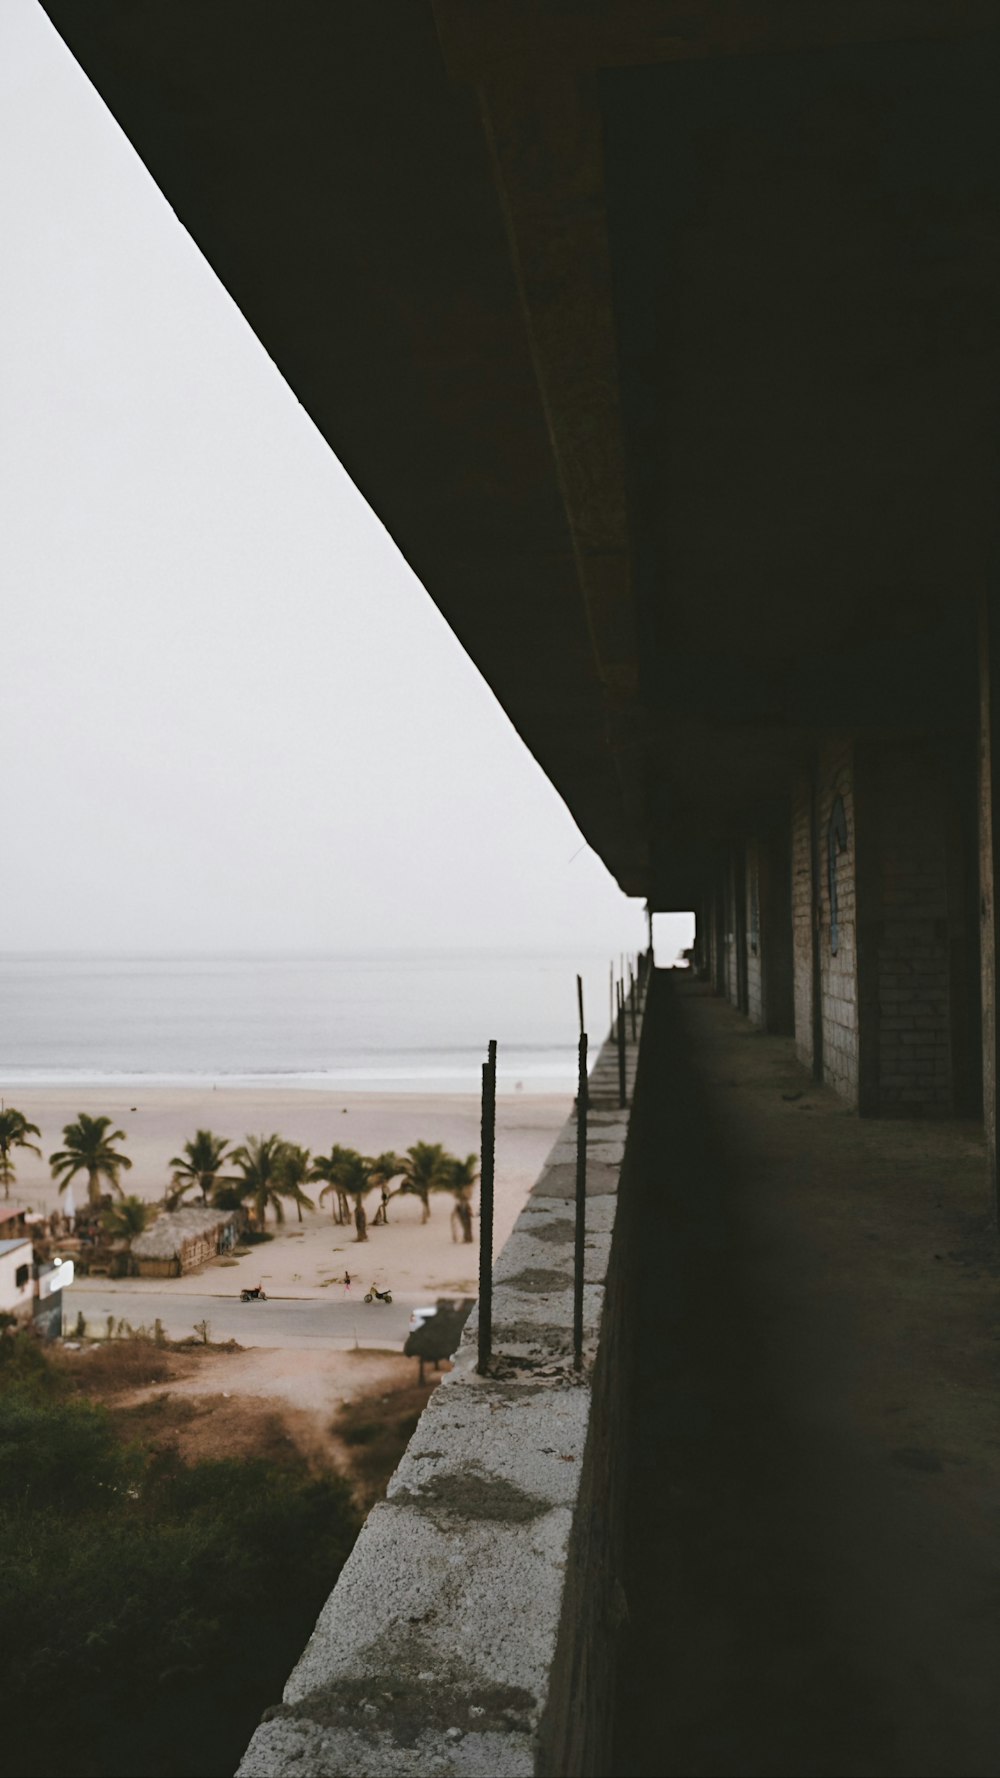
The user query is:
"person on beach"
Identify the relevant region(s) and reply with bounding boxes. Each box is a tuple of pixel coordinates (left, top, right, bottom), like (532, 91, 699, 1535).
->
(343, 1270, 352, 1295)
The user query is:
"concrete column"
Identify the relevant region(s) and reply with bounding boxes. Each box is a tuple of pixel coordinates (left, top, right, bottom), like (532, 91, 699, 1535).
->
(814, 738, 859, 1107)
(791, 767, 819, 1075)
(732, 845, 749, 1014)
(758, 821, 795, 1035)
(745, 837, 764, 1024)
(713, 879, 728, 998)
(853, 741, 881, 1118)
(978, 593, 1000, 1219)
(945, 739, 982, 1118)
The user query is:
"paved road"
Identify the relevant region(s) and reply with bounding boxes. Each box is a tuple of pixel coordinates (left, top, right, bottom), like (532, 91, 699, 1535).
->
(69, 1286, 411, 1349)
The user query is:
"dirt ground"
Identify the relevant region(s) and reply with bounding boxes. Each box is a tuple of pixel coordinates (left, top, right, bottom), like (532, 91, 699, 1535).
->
(54, 1341, 446, 1510)
(615, 976, 1000, 1778)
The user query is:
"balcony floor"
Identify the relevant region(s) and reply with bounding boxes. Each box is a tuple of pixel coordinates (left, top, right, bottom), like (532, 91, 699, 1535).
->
(613, 977, 1000, 1778)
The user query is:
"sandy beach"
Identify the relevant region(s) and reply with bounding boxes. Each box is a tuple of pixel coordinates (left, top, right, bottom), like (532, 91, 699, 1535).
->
(1, 1085, 569, 1304)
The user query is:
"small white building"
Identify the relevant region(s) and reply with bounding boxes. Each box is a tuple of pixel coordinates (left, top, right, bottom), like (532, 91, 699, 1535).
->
(0, 1238, 34, 1320)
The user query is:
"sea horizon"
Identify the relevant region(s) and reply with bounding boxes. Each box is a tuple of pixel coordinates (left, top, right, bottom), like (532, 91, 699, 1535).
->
(0, 947, 642, 1094)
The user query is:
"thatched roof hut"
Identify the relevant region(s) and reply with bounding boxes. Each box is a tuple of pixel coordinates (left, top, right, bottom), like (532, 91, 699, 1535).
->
(131, 1206, 241, 1277)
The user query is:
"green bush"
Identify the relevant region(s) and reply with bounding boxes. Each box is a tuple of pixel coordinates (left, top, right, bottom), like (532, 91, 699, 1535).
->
(0, 1336, 359, 1778)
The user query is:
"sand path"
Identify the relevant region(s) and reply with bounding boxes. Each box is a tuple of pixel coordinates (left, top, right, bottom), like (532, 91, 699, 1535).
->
(2, 1085, 568, 1302)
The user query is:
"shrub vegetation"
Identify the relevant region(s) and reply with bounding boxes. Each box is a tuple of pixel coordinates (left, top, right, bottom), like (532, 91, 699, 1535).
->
(0, 1335, 359, 1778)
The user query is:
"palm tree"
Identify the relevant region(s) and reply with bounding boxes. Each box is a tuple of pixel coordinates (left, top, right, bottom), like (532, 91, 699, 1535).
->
(50, 1114, 132, 1208)
(167, 1129, 234, 1208)
(369, 1150, 403, 1225)
(0, 1107, 41, 1200)
(229, 1134, 291, 1228)
(312, 1146, 375, 1242)
(440, 1152, 479, 1244)
(101, 1194, 150, 1243)
(396, 1141, 449, 1223)
(309, 1145, 355, 1226)
(275, 1143, 315, 1223)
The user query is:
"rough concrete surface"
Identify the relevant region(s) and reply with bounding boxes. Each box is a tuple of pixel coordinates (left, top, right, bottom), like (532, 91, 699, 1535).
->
(239, 1016, 642, 1777)
(615, 979, 1000, 1778)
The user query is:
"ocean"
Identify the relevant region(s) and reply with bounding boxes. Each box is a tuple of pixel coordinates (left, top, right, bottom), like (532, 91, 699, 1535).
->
(0, 951, 630, 1093)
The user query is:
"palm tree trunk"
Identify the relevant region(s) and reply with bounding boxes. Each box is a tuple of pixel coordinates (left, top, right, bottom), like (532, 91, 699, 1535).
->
(354, 1200, 368, 1242)
(296, 1195, 303, 1223)
(88, 1169, 101, 1207)
(455, 1199, 473, 1243)
(421, 1190, 430, 1224)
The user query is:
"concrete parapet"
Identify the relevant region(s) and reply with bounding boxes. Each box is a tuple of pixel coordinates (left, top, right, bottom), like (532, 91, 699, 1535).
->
(238, 1010, 644, 1778)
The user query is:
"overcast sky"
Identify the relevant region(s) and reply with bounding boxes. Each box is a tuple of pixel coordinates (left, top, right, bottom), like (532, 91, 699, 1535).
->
(2, 3, 688, 961)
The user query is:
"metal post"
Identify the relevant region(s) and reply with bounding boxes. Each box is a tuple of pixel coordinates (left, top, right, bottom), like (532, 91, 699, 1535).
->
(576, 972, 585, 1037)
(629, 963, 637, 1041)
(609, 960, 614, 1032)
(477, 1039, 497, 1375)
(573, 1030, 588, 1370)
(617, 981, 627, 1108)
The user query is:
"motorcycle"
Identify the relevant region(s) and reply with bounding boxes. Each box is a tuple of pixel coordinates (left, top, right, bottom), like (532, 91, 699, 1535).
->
(364, 1284, 393, 1304)
(240, 1286, 267, 1302)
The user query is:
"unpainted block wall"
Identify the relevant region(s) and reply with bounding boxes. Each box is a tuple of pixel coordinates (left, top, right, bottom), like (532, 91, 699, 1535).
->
(817, 738, 859, 1107)
(791, 770, 816, 1072)
(746, 838, 763, 1025)
(875, 745, 952, 1114)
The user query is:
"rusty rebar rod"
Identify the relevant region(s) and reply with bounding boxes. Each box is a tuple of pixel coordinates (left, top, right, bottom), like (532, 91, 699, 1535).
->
(573, 1030, 588, 1370)
(577, 972, 585, 1037)
(477, 1038, 497, 1375)
(629, 963, 637, 1041)
(617, 981, 627, 1108)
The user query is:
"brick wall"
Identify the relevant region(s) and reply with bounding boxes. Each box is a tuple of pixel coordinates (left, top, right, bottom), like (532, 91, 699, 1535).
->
(874, 744, 952, 1114)
(791, 770, 815, 1072)
(817, 738, 859, 1106)
(746, 838, 763, 1025)
(758, 823, 796, 1035)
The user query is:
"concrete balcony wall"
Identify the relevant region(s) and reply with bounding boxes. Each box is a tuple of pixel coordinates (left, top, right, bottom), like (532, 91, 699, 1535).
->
(239, 992, 647, 1778)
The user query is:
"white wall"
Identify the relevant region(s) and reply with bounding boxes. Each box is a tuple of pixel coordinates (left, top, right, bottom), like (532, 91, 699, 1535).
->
(0, 1241, 34, 1315)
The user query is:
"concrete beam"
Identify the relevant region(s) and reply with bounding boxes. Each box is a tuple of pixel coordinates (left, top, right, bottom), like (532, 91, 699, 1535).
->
(435, 0, 998, 81)
(460, 61, 651, 885)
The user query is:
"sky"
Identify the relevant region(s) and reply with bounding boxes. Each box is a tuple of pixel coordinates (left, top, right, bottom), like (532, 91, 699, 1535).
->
(1, 2, 691, 962)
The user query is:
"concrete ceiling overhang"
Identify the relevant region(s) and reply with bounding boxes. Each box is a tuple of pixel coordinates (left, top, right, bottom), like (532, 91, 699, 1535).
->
(599, 27, 1000, 904)
(39, 2, 1000, 910)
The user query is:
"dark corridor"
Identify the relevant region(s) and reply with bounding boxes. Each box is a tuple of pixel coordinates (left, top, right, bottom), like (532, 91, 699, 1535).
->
(613, 974, 1000, 1778)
